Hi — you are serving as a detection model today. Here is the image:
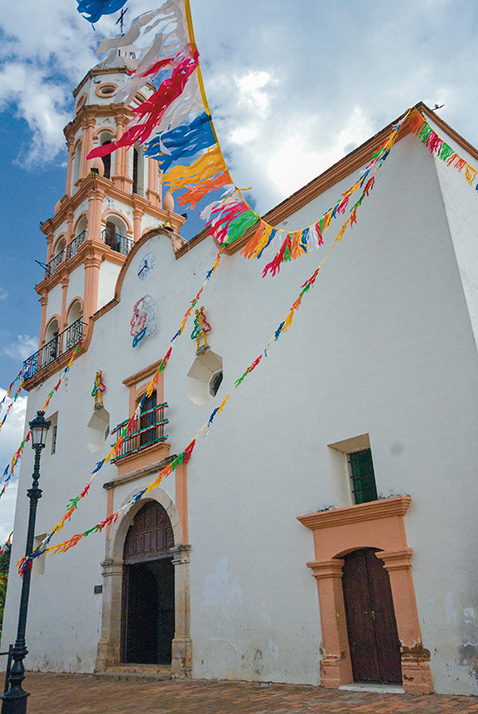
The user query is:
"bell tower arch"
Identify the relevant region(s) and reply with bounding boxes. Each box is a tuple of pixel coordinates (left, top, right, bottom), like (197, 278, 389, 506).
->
(24, 60, 187, 386)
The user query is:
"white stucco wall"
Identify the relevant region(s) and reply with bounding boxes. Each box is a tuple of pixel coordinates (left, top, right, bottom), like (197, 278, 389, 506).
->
(426, 115, 478, 354)
(97, 261, 122, 309)
(45, 283, 63, 325)
(53, 220, 68, 241)
(103, 197, 134, 233)
(66, 265, 85, 311)
(84, 71, 133, 107)
(3, 128, 478, 694)
(141, 214, 164, 233)
(74, 200, 90, 229)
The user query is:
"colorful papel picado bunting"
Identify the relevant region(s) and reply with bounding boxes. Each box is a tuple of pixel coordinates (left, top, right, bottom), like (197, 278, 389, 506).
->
(0, 343, 81, 502)
(16, 248, 225, 571)
(83, 2, 478, 279)
(18, 205, 362, 573)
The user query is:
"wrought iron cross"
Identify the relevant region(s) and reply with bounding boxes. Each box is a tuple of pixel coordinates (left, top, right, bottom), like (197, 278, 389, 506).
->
(116, 7, 128, 34)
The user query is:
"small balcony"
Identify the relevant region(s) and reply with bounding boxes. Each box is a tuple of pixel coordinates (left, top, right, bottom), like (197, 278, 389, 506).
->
(23, 319, 86, 381)
(66, 229, 87, 259)
(45, 249, 65, 278)
(44, 227, 132, 280)
(111, 403, 169, 463)
(101, 228, 133, 256)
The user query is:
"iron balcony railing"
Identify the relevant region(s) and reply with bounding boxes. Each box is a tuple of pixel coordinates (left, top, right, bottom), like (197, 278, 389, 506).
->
(45, 249, 65, 278)
(111, 403, 169, 461)
(45, 229, 87, 278)
(22, 319, 86, 381)
(101, 228, 133, 256)
(66, 229, 87, 259)
(44, 228, 131, 279)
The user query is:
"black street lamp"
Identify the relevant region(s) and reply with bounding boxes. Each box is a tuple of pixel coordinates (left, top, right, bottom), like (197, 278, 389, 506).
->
(1, 411, 50, 714)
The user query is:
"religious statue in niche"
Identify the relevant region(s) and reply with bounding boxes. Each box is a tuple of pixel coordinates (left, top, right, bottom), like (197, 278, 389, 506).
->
(191, 306, 211, 354)
(91, 371, 106, 409)
(130, 295, 156, 348)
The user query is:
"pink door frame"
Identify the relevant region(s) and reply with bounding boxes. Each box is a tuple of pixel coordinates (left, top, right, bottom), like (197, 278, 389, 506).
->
(297, 496, 433, 695)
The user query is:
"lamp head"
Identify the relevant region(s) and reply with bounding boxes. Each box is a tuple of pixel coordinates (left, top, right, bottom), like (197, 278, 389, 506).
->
(29, 410, 51, 449)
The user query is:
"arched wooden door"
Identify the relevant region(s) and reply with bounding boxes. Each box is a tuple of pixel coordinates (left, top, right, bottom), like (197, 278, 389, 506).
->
(121, 501, 175, 664)
(342, 548, 402, 684)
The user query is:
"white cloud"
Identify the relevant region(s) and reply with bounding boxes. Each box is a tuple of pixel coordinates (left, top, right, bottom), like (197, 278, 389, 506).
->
(0, 0, 106, 166)
(3, 335, 38, 362)
(0, 0, 477, 196)
(0, 288, 8, 300)
(0, 64, 72, 165)
(236, 71, 276, 113)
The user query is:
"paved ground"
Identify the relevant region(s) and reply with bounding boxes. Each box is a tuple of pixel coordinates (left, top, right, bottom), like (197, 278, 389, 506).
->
(11, 672, 478, 714)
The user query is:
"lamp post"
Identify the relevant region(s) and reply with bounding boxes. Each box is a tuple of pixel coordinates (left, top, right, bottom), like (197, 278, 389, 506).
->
(1, 411, 50, 714)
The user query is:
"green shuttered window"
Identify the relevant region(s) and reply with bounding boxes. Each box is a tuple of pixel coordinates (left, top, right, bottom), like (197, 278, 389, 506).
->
(349, 448, 378, 504)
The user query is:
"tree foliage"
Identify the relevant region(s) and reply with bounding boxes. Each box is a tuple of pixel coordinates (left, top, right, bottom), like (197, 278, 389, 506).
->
(0, 545, 11, 633)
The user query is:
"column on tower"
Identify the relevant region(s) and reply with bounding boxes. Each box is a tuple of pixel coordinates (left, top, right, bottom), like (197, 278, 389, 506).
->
(147, 157, 161, 208)
(87, 185, 106, 244)
(60, 275, 70, 332)
(81, 116, 96, 176)
(66, 210, 75, 250)
(133, 205, 143, 243)
(112, 115, 130, 192)
(38, 294, 48, 349)
(43, 221, 54, 264)
(65, 136, 74, 197)
(83, 252, 103, 321)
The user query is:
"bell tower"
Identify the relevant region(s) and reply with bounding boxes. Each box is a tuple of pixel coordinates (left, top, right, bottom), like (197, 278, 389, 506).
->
(25, 61, 186, 385)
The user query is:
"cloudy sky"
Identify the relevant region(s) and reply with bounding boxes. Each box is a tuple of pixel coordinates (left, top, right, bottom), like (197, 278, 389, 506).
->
(0, 0, 478, 539)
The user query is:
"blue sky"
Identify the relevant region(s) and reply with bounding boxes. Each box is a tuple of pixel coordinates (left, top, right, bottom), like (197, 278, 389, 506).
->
(1, 0, 478, 540)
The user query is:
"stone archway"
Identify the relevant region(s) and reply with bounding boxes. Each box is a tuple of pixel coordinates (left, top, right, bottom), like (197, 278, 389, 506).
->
(121, 501, 175, 665)
(95, 487, 192, 677)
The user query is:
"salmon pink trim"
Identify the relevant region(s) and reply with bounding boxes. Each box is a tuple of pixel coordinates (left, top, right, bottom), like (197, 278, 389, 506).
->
(297, 497, 433, 694)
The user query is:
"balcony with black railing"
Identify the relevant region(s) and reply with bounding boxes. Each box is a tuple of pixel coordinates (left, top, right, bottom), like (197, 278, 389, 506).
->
(43, 227, 132, 281)
(66, 229, 87, 259)
(101, 228, 133, 256)
(111, 403, 169, 462)
(45, 249, 65, 278)
(22, 319, 86, 381)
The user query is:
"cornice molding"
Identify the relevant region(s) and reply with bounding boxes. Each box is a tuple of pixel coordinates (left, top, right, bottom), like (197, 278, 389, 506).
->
(23, 337, 89, 392)
(64, 104, 133, 142)
(46, 173, 182, 233)
(103, 452, 175, 490)
(73, 67, 155, 99)
(91, 298, 119, 322)
(35, 237, 127, 295)
(297, 496, 411, 531)
(179, 102, 478, 258)
(123, 359, 165, 388)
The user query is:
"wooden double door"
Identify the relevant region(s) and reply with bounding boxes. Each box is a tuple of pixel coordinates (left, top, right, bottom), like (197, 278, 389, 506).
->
(122, 558, 175, 664)
(121, 501, 175, 665)
(342, 548, 402, 684)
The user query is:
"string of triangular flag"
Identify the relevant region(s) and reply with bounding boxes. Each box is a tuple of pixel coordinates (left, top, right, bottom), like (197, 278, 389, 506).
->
(14, 102, 413, 556)
(0, 366, 26, 433)
(82, 0, 374, 276)
(82, 2, 477, 281)
(15, 246, 225, 565)
(407, 109, 478, 187)
(0, 344, 82, 503)
(17, 108, 408, 572)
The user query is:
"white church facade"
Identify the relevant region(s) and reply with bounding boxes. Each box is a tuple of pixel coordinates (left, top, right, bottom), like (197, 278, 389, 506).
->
(2, 62, 478, 697)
